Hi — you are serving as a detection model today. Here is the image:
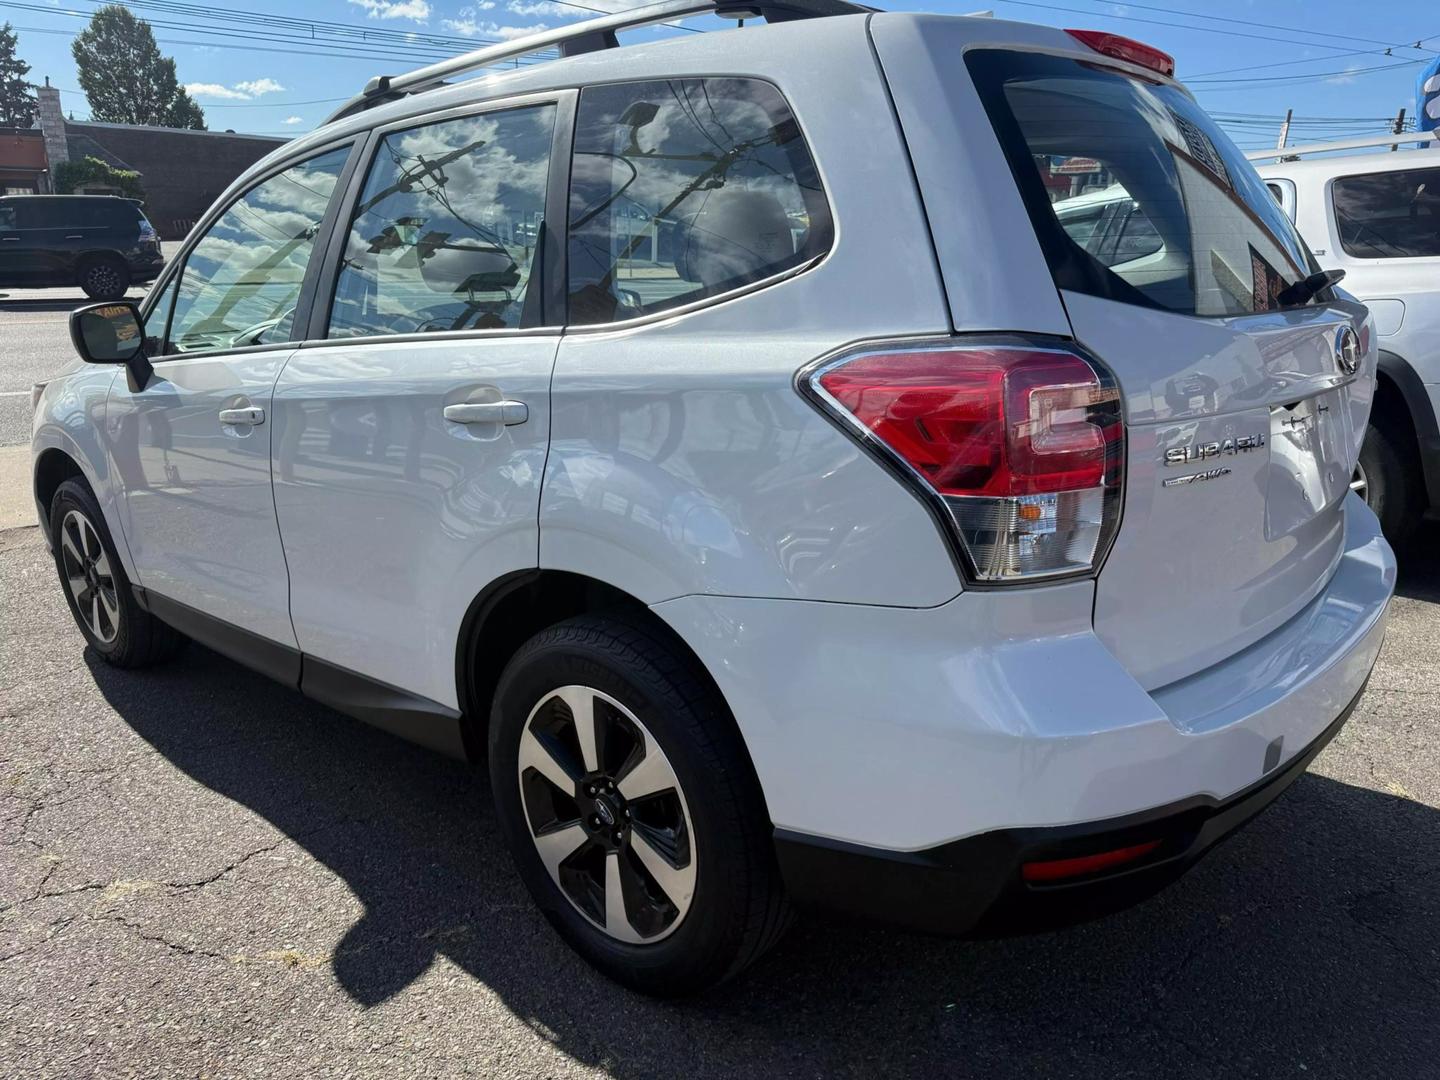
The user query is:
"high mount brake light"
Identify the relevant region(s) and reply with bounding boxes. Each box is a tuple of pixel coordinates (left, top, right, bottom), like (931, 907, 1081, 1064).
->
(1065, 29, 1176, 78)
(805, 341, 1125, 585)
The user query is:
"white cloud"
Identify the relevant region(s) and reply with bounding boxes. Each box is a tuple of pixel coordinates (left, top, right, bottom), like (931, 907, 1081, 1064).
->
(282, 116, 305, 125)
(349, 0, 431, 20)
(1326, 65, 1362, 86)
(442, 14, 547, 39)
(185, 82, 249, 100)
(506, 0, 625, 16)
(235, 78, 285, 96)
(185, 79, 286, 101)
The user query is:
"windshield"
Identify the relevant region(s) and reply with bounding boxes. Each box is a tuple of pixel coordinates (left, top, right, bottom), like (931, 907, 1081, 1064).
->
(967, 50, 1320, 318)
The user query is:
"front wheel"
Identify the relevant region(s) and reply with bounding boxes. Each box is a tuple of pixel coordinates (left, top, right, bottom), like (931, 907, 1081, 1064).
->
(488, 616, 789, 996)
(49, 479, 186, 667)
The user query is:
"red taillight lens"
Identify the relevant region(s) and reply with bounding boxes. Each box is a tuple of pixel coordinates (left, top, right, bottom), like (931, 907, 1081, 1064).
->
(1065, 29, 1175, 78)
(807, 341, 1124, 584)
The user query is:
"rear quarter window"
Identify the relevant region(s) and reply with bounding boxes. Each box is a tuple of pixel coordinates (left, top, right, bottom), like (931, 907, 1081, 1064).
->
(1332, 167, 1440, 258)
(566, 77, 833, 326)
(967, 50, 1318, 318)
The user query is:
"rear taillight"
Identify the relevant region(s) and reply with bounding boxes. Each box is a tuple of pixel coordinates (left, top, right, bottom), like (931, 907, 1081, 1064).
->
(803, 340, 1125, 585)
(1065, 29, 1175, 78)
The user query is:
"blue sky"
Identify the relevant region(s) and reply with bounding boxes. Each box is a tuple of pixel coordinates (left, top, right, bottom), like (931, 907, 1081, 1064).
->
(4, 0, 1436, 144)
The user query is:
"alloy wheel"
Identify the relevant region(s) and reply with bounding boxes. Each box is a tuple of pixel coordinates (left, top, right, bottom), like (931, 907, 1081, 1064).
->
(85, 264, 122, 297)
(518, 685, 697, 944)
(59, 509, 120, 644)
(1350, 461, 1369, 504)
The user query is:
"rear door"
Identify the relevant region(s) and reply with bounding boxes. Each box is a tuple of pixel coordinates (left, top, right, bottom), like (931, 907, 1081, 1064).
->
(270, 94, 567, 711)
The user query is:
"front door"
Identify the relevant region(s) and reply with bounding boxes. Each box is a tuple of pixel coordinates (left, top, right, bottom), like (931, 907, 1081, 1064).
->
(107, 144, 354, 676)
(271, 98, 565, 710)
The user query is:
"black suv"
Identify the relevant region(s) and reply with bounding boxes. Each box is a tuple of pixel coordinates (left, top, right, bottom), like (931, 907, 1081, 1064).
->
(0, 195, 165, 299)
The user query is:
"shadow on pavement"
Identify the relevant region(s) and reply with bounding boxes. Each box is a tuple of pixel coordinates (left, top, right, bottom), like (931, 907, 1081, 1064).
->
(1396, 522, 1440, 602)
(84, 637, 1438, 1079)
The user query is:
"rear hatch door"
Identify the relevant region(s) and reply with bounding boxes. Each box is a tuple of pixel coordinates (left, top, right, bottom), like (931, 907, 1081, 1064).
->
(878, 22, 1374, 689)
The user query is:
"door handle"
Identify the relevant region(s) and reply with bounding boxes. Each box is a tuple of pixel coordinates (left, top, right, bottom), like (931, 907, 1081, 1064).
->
(65, 234, 84, 240)
(443, 400, 528, 426)
(219, 406, 265, 426)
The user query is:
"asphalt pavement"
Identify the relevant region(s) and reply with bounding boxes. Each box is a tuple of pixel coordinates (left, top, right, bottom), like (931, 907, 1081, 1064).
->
(3, 257, 1439, 1076)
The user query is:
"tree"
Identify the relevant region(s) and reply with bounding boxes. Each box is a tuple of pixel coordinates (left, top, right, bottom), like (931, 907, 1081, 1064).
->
(71, 6, 205, 129)
(54, 156, 144, 199)
(0, 22, 35, 127)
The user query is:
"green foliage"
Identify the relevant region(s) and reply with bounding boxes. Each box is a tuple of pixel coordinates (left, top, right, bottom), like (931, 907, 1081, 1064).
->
(71, 6, 205, 129)
(0, 22, 35, 127)
(54, 156, 145, 199)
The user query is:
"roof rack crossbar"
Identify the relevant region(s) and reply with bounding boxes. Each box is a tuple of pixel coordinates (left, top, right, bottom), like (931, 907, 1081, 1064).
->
(325, 0, 874, 123)
(1245, 131, 1438, 163)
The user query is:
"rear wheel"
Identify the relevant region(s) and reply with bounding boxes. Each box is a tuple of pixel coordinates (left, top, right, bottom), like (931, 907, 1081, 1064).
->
(1356, 422, 1421, 548)
(78, 257, 129, 300)
(488, 616, 789, 996)
(49, 479, 185, 667)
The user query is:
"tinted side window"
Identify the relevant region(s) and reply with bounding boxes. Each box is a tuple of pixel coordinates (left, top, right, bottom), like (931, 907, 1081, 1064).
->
(567, 78, 833, 326)
(1333, 167, 1440, 258)
(77, 200, 137, 228)
(328, 104, 554, 339)
(0, 203, 13, 229)
(16, 200, 66, 228)
(165, 146, 349, 356)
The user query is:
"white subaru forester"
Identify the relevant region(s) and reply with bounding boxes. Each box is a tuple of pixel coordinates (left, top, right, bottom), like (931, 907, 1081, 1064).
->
(31, 0, 1395, 995)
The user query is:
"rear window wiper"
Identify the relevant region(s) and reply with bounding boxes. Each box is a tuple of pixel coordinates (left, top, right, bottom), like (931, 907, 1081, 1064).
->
(1277, 268, 1346, 307)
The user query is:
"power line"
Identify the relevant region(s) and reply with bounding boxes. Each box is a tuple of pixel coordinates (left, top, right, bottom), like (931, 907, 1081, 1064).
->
(1190, 57, 1431, 85)
(1015, 0, 1438, 55)
(1190, 36, 1440, 80)
(995, 0, 1433, 59)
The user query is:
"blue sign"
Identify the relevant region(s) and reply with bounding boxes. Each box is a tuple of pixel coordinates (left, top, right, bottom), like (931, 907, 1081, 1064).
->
(1420, 57, 1440, 134)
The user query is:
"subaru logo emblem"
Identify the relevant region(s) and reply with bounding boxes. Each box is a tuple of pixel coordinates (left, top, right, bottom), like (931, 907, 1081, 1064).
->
(1336, 326, 1361, 376)
(594, 799, 616, 827)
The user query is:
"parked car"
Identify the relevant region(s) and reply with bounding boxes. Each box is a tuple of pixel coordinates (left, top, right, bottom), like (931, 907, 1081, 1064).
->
(0, 194, 164, 299)
(1255, 137, 1440, 545)
(32, 0, 1395, 996)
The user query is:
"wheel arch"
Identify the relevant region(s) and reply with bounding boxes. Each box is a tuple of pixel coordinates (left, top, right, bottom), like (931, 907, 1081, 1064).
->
(1375, 350, 1440, 509)
(453, 571, 765, 806)
(33, 446, 86, 542)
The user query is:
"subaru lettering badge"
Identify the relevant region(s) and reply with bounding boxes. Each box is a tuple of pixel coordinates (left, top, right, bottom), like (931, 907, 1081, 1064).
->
(1336, 326, 1361, 377)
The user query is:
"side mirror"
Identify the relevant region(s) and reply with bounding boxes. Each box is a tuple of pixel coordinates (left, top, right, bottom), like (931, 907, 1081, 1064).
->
(69, 301, 153, 389)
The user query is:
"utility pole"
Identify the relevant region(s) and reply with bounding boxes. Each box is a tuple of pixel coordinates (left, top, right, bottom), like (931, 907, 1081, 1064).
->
(1276, 108, 1292, 152)
(1391, 107, 1406, 152)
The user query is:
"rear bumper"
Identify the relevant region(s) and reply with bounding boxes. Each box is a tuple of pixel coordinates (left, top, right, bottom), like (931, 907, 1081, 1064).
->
(774, 678, 1367, 936)
(654, 495, 1393, 929)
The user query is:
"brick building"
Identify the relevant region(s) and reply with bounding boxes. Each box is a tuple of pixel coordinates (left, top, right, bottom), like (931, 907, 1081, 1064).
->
(0, 84, 287, 238)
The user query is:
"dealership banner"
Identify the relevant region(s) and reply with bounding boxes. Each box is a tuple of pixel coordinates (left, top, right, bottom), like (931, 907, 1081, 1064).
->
(1421, 56, 1440, 135)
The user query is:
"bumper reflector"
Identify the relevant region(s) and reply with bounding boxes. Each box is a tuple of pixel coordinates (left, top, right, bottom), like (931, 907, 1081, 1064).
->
(1021, 840, 1162, 883)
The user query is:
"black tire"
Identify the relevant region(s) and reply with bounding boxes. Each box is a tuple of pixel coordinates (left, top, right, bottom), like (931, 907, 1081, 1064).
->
(78, 256, 130, 300)
(1357, 422, 1422, 549)
(49, 478, 186, 668)
(489, 615, 790, 996)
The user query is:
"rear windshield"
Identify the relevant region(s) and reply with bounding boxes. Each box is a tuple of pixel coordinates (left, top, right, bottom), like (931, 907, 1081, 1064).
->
(967, 50, 1318, 318)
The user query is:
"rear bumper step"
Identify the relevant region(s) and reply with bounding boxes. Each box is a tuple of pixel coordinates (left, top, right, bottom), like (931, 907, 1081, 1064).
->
(774, 678, 1369, 937)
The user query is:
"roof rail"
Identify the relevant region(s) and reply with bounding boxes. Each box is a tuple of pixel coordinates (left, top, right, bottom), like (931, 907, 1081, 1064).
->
(1245, 131, 1438, 163)
(324, 0, 875, 124)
